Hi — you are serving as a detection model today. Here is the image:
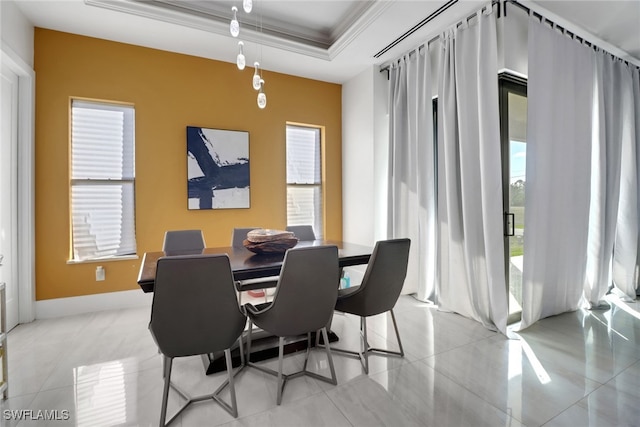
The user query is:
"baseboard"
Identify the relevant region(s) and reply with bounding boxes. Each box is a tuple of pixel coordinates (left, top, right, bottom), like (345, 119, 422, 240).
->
(35, 289, 152, 319)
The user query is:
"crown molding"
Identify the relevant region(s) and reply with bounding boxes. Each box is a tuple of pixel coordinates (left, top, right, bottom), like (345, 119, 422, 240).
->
(329, 0, 394, 58)
(85, 0, 332, 60)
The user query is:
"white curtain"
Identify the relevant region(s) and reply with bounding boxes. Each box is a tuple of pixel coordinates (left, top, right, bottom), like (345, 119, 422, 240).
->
(611, 61, 639, 301)
(388, 47, 437, 301)
(585, 52, 626, 307)
(521, 18, 595, 329)
(437, 8, 508, 333)
(524, 16, 640, 328)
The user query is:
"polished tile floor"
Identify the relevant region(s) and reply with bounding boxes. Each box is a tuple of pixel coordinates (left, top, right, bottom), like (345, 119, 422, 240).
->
(2, 294, 639, 427)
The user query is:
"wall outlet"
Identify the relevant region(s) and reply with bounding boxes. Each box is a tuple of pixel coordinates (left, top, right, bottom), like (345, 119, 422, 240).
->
(96, 266, 105, 281)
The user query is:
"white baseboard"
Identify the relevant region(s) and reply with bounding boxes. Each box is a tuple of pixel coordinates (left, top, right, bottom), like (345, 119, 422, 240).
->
(35, 290, 153, 319)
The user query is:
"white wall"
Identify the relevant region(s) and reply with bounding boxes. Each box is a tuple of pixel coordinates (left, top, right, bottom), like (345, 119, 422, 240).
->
(1, 0, 34, 67)
(342, 66, 375, 247)
(342, 65, 390, 247)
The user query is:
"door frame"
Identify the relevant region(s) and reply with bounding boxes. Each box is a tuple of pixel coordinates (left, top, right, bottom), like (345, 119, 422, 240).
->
(1, 41, 35, 324)
(499, 72, 527, 325)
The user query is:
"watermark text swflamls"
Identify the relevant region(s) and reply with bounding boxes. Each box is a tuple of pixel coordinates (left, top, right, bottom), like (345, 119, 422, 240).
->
(3, 409, 71, 421)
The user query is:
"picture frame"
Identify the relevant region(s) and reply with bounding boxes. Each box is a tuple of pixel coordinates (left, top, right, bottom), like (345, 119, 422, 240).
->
(186, 126, 250, 210)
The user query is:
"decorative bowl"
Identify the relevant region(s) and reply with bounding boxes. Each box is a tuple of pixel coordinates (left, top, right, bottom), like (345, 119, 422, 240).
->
(242, 229, 298, 254)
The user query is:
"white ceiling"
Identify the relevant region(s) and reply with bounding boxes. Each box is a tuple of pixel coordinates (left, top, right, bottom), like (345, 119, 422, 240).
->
(12, 0, 640, 83)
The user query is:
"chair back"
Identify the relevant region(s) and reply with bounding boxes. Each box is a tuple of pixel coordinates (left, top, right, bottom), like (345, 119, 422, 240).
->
(162, 230, 205, 253)
(260, 246, 339, 336)
(150, 254, 246, 358)
(344, 238, 411, 317)
(285, 225, 316, 241)
(232, 227, 260, 248)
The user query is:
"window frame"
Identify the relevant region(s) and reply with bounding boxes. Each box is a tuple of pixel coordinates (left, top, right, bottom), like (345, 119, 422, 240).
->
(285, 123, 324, 239)
(68, 98, 137, 263)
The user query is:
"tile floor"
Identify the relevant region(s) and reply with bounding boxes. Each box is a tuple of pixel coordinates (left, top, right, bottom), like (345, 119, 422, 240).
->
(2, 294, 639, 427)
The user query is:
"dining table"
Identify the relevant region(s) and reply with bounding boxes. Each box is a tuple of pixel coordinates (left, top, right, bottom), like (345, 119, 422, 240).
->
(137, 239, 373, 374)
(137, 239, 372, 292)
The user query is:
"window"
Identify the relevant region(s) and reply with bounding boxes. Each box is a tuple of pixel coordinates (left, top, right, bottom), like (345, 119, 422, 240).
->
(286, 125, 323, 239)
(70, 100, 136, 261)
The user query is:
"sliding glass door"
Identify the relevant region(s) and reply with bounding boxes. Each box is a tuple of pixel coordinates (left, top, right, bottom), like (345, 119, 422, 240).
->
(500, 76, 527, 324)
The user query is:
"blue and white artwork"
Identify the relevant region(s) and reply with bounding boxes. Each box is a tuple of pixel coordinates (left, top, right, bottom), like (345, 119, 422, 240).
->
(187, 126, 250, 210)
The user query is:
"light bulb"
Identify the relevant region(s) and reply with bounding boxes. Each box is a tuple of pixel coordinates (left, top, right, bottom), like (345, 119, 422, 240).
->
(243, 0, 253, 13)
(236, 41, 246, 70)
(257, 79, 267, 109)
(252, 62, 261, 90)
(230, 6, 239, 37)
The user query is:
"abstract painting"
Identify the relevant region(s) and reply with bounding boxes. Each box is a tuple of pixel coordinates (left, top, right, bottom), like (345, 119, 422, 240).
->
(186, 126, 250, 209)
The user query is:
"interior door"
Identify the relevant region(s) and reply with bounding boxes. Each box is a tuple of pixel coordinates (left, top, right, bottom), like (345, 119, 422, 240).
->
(1, 62, 19, 330)
(500, 76, 527, 324)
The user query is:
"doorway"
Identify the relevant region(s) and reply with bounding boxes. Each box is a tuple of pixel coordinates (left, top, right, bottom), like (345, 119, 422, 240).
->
(500, 75, 528, 324)
(1, 62, 19, 330)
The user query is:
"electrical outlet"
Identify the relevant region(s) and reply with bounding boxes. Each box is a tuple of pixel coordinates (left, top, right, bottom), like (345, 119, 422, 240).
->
(96, 266, 105, 281)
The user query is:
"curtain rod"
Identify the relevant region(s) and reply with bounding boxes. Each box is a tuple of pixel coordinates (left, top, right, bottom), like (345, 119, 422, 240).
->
(379, 0, 499, 74)
(505, 0, 638, 70)
(380, 0, 639, 75)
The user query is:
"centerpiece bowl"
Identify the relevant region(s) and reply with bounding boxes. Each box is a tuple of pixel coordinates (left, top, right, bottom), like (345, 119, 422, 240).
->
(243, 229, 298, 254)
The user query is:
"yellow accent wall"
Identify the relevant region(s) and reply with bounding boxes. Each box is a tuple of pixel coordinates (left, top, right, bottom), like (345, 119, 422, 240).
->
(34, 28, 343, 300)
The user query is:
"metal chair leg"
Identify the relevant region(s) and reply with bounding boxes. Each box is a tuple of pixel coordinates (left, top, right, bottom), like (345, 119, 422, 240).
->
(224, 349, 238, 417)
(329, 310, 404, 375)
(277, 337, 285, 405)
(320, 327, 337, 384)
(361, 317, 369, 374)
(246, 319, 254, 364)
(159, 357, 172, 427)
(390, 309, 404, 356)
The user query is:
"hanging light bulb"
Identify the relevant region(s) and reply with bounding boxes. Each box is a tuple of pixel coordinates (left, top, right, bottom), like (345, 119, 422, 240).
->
(243, 0, 253, 14)
(230, 6, 240, 37)
(252, 62, 261, 90)
(236, 41, 246, 70)
(257, 79, 267, 109)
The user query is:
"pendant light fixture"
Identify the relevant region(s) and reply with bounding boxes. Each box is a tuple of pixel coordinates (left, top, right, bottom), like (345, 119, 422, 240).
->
(257, 79, 267, 109)
(229, 6, 240, 37)
(236, 41, 246, 70)
(243, 0, 253, 14)
(252, 62, 262, 90)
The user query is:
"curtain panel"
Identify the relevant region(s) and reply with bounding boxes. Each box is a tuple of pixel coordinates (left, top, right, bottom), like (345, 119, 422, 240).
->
(521, 18, 595, 329)
(387, 48, 437, 301)
(436, 8, 508, 334)
(523, 16, 640, 329)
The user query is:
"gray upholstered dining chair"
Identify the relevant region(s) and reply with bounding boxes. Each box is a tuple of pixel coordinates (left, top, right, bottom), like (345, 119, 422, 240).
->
(328, 238, 410, 374)
(162, 229, 205, 253)
(149, 254, 246, 426)
(285, 225, 316, 241)
(244, 245, 340, 405)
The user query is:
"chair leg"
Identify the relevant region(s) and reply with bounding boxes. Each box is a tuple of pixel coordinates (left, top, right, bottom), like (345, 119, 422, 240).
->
(329, 310, 404, 375)
(302, 332, 312, 372)
(224, 349, 238, 417)
(320, 327, 337, 385)
(390, 309, 404, 356)
(277, 337, 285, 405)
(159, 356, 172, 427)
(246, 319, 254, 364)
(238, 335, 245, 366)
(361, 317, 369, 374)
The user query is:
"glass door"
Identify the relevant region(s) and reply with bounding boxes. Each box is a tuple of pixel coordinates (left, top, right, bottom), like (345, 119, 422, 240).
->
(500, 76, 527, 324)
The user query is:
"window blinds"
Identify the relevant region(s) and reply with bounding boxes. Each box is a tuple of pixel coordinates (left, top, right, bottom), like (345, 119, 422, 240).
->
(71, 100, 136, 260)
(286, 125, 323, 239)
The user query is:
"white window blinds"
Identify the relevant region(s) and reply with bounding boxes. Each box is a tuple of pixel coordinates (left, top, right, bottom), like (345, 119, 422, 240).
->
(286, 125, 323, 239)
(71, 100, 136, 261)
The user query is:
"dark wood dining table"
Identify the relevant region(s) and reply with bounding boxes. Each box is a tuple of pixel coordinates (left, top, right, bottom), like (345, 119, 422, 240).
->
(137, 239, 372, 292)
(137, 239, 373, 374)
